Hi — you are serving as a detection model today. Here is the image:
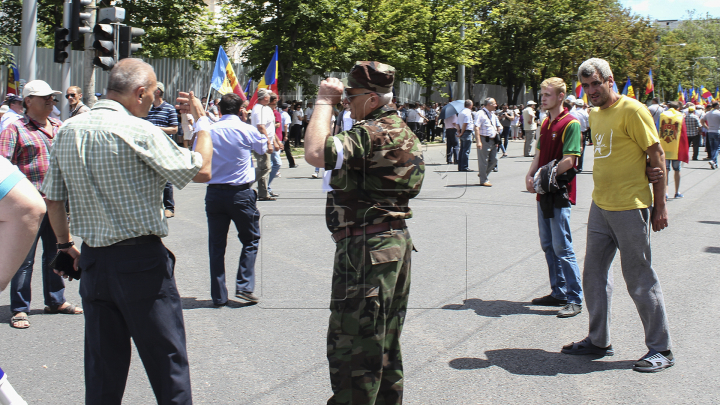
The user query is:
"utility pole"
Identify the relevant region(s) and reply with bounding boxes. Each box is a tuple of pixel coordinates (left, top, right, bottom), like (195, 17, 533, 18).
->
(20, 0, 37, 82)
(83, 0, 98, 107)
(457, 25, 465, 101)
(60, 0, 72, 120)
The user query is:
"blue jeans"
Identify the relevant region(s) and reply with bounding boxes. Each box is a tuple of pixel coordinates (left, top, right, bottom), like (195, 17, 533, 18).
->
(205, 186, 260, 304)
(10, 214, 66, 313)
(458, 130, 473, 170)
(708, 132, 720, 165)
(537, 203, 582, 304)
(163, 182, 174, 211)
(500, 126, 510, 152)
(268, 151, 282, 190)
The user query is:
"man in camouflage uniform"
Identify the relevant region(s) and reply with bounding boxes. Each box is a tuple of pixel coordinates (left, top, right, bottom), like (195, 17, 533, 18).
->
(305, 62, 425, 405)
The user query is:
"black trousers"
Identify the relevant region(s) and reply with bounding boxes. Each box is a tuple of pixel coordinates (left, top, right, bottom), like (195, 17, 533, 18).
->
(578, 130, 590, 170)
(688, 135, 700, 160)
(283, 138, 296, 167)
(426, 120, 436, 141)
(79, 240, 192, 405)
(446, 128, 459, 163)
(290, 124, 303, 147)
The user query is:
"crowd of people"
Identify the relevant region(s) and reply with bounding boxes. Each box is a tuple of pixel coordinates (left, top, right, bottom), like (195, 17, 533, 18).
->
(2, 54, 717, 404)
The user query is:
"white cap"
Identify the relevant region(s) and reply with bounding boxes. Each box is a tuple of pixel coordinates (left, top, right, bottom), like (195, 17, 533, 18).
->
(565, 95, 577, 103)
(527, 100, 537, 105)
(0, 105, 8, 114)
(22, 80, 61, 98)
(574, 99, 584, 106)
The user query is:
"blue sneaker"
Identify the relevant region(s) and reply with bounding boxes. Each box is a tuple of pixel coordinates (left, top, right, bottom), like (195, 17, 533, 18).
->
(674, 193, 684, 198)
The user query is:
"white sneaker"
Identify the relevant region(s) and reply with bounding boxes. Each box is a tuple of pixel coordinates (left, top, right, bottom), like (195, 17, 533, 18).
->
(311, 173, 318, 178)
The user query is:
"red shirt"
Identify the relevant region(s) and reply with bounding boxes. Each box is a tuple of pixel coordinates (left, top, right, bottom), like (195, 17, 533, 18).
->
(273, 109, 283, 142)
(537, 109, 580, 205)
(0, 115, 62, 192)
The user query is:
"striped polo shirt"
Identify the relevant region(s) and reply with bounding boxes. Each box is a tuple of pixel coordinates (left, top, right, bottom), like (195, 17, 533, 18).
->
(143, 101, 178, 132)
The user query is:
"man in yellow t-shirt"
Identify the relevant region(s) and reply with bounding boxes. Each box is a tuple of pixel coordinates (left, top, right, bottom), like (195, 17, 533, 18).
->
(561, 58, 674, 373)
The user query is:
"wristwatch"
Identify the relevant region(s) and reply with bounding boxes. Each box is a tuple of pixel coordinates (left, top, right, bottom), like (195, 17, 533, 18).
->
(56, 241, 75, 249)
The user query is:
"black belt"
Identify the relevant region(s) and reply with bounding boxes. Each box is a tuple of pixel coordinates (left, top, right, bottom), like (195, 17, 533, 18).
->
(208, 183, 252, 191)
(112, 235, 161, 246)
(331, 220, 406, 243)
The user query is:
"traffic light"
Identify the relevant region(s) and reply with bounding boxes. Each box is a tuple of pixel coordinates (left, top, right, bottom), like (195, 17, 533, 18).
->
(70, 0, 93, 42)
(92, 23, 116, 70)
(53, 27, 70, 64)
(118, 26, 145, 59)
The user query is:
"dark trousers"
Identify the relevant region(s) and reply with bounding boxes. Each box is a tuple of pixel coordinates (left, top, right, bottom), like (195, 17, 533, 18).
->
(10, 214, 64, 313)
(446, 129, 459, 163)
(689, 135, 700, 160)
(408, 122, 421, 141)
(458, 130, 473, 171)
(578, 130, 589, 170)
(426, 120, 436, 142)
(291, 124, 303, 147)
(79, 240, 191, 405)
(205, 186, 260, 304)
(284, 139, 296, 167)
(500, 126, 511, 152)
(164, 182, 174, 211)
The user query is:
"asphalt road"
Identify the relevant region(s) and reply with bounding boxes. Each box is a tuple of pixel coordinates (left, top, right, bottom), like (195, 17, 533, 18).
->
(2, 139, 719, 404)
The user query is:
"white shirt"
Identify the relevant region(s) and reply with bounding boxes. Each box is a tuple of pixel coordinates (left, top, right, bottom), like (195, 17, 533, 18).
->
(702, 109, 720, 132)
(408, 108, 425, 123)
(281, 111, 292, 132)
(0, 109, 21, 132)
(474, 107, 501, 138)
(457, 108, 474, 132)
(522, 107, 537, 131)
(304, 107, 313, 121)
(342, 110, 354, 132)
(291, 109, 304, 126)
(569, 107, 589, 132)
(251, 104, 275, 138)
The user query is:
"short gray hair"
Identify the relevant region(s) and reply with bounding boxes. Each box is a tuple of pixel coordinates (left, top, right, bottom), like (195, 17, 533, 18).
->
(578, 58, 613, 81)
(484, 98, 496, 106)
(257, 88, 271, 101)
(107, 59, 156, 95)
(464, 99, 473, 108)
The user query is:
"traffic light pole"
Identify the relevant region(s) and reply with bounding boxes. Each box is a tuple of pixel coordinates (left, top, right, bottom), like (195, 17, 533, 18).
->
(20, 0, 37, 82)
(61, 0, 72, 120)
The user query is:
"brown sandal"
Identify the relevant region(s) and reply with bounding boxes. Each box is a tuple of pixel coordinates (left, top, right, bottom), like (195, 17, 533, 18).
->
(10, 312, 30, 329)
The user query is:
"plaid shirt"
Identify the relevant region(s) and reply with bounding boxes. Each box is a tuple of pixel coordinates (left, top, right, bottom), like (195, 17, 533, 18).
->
(0, 115, 61, 192)
(40, 100, 203, 247)
(685, 113, 701, 137)
(425, 107, 438, 121)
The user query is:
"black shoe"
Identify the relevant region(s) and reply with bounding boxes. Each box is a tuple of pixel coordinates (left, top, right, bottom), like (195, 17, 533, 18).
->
(562, 338, 614, 356)
(290, 164, 299, 168)
(258, 196, 277, 201)
(236, 291, 259, 303)
(492, 167, 498, 172)
(214, 301, 228, 307)
(531, 294, 567, 306)
(557, 303, 582, 318)
(269, 191, 280, 197)
(458, 169, 475, 172)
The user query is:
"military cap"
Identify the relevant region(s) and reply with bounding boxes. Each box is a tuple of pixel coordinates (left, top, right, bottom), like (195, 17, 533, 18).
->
(342, 61, 395, 93)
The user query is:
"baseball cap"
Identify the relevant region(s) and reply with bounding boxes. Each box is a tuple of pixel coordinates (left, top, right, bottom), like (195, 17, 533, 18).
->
(688, 105, 696, 112)
(565, 95, 577, 103)
(0, 105, 8, 114)
(341, 61, 395, 93)
(574, 99, 584, 106)
(527, 100, 537, 105)
(5, 94, 22, 103)
(22, 80, 61, 98)
(157, 82, 165, 93)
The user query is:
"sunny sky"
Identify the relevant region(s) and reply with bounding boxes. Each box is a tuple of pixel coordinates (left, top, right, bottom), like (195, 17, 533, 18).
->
(620, 0, 720, 20)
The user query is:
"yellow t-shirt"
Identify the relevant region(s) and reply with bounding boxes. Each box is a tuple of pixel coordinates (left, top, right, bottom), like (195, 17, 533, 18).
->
(588, 95, 659, 211)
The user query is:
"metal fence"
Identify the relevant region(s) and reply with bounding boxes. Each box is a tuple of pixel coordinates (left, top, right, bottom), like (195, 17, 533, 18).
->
(2, 46, 534, 105)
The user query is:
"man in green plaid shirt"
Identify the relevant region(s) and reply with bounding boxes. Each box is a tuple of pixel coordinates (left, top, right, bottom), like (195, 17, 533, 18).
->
(40, 58, 213, 405)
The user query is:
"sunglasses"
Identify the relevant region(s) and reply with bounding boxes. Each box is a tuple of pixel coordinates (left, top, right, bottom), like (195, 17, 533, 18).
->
(65, 93, 77, 99)
(31, 95, 58, 102)
(343, 91, 373, 100)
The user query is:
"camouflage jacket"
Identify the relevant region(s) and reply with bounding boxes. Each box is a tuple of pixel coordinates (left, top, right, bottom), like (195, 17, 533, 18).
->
(323, 105, 425, 233)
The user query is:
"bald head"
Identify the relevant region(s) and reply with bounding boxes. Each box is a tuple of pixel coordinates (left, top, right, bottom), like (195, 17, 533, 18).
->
(107, 59, 156, 97)
(106, 59, 158, 118)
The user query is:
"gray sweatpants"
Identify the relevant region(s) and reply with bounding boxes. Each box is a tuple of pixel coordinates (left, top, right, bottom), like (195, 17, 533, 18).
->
(524, 130, 535, 157)
(584, 202, 672, 351)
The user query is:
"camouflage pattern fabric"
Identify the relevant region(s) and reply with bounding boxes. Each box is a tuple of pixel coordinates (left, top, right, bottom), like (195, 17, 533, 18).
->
(323, 106, 425, 233)
(342, 61, 396, 93)
(327, 228, 412, 405)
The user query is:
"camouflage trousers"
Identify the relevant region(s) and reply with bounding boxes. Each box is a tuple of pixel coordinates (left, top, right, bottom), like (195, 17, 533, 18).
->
(327, 227, 413, 405)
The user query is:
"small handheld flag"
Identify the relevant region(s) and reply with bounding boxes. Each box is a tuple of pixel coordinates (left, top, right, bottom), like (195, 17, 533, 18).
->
(701, 86, 712, 99)
(645, 70, 654, 95)
(6, 54, 20, 96)
(575, 81, 582, 98)
(677, 84, 685, 104)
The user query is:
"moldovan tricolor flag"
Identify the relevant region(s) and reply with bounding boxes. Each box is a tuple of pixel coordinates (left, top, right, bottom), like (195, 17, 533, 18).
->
(6, 54, 20, 95)
(701, 86, 712, 99)
(645, 70, 654, 95)
(247, 46, 279, 109)
(575, 81, 582, 98)
(690, 88, 698, 103)
(677, 84, 685, 104)
(716, 87, 720, 101)
(658, 108, 689, 164)
(621, 78, 635, 99)
(211, 46, 246, 101)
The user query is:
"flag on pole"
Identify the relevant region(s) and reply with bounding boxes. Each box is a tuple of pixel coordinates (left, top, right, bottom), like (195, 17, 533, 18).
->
(677, 84, 685, 104)
(716, 86, 720, 101)
(645, 70, 654, 95)
(701, 86, 712, 99)
(210, 46, 246, 101)
(6, 54, 20, 95)
(575, 81, 582, 98)
(690, 88, 698, 103)
(243, 79, 252, 99)
(621, 78, 635, 99)
(247, 46, 279, 109)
